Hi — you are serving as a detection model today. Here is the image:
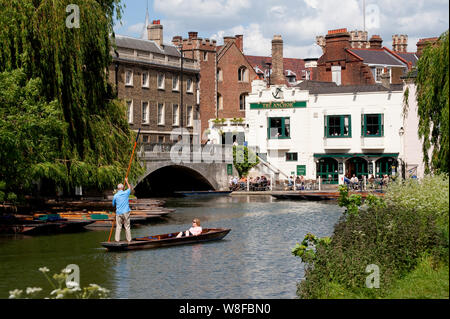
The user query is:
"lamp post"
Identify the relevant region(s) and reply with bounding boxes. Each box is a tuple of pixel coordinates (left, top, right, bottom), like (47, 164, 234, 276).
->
(178, 44, 184, 129)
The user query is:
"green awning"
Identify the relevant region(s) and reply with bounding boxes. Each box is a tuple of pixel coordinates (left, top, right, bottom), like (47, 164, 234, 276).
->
(314, 153, 399, 158)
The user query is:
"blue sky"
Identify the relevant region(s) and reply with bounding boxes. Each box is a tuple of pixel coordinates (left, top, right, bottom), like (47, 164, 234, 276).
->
(113, 0, 449, 58)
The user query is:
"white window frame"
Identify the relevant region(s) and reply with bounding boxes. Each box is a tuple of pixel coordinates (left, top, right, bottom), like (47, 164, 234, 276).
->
(142, 71, 149, 88)
(142, 101, 149, 124)
(186, 105, 193, 127)
(186, 77, 193, 93)
(331, 66, 341, 86)
(172, 104, 179, 126)
(238, 67, 248, 82)
(126, 100, 133, 124)
(125, 69, 133, 86)
(157, 103, 165, 125)
(157, 73, 165, 90)
(172, 75, 179, 91)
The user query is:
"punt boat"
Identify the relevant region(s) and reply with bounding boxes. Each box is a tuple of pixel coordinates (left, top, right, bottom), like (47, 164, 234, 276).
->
(101, 228, 231, 251)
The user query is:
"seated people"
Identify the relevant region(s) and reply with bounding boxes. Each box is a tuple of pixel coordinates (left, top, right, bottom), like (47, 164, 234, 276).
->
(176, 218, 203, 238)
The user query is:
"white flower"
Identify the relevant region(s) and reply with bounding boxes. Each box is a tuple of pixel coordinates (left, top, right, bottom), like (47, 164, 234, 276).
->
(26, 287, 42, 295)
(8, 289, 23, 299)
(38, 267, 50, 273)
(55, 294, 64, 299)
(61, 268, 72, 274)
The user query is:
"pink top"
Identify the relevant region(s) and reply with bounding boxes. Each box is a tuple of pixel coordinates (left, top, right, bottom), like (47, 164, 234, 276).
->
(188, 226, 203, 236)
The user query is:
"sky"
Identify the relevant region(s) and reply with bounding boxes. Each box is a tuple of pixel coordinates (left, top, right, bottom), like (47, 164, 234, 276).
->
(113, 0, 449, 59)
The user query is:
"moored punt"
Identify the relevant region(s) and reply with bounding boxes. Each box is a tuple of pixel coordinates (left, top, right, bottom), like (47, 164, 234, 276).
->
(0, 223, 61, 235)
(1, 214, 95, 235)
(101, 228, 231, 251)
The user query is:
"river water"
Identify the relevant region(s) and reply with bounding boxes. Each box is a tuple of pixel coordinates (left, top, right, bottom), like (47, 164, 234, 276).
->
(0, 195, 343, 299)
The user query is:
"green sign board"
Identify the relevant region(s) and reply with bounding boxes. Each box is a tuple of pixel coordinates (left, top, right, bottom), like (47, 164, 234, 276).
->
(297, 165, 306, 176)
(227, 164, 233, 175)
(250, 101, 307, 109)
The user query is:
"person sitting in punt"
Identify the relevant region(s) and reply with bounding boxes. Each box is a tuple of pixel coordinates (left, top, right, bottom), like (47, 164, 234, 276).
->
(176, 218, 202, 238)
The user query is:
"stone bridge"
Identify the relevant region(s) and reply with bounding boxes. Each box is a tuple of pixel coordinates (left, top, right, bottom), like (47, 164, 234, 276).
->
(134, 144, 237, 196)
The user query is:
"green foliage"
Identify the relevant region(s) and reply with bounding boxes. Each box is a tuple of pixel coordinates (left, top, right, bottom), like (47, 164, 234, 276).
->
(337, 185, 362, 216)
(296, 175, 449, 299)
(232, 145, 260, 177)
(411, 30, 449, 173)
(0, 1, 143, 197)
(292, 233, 331, 265)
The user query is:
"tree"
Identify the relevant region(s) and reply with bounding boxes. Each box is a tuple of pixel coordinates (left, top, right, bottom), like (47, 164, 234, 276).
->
(0, 0, 143, 198)
(410, 31, 449, 173)
(233, 146, 259, 177)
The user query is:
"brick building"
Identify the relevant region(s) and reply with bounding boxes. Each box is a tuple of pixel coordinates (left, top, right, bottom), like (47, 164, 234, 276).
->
(173, 32, 257, 141)
(315, 28, 412, 86)
(109, 21, 200, 145)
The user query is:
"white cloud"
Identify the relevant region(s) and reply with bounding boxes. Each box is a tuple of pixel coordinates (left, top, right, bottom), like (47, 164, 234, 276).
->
(127, 23, 145, 34)
(119, 0, 449, 58)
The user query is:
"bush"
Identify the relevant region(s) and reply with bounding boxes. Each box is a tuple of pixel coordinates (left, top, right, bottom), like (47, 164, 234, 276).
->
(296, 174, 449, 299)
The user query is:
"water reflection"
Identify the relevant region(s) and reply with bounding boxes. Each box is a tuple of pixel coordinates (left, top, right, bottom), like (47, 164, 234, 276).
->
(0, 196, 343, 299)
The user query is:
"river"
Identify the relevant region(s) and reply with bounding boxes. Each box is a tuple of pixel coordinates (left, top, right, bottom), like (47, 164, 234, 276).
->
(0, 195, 343, 299)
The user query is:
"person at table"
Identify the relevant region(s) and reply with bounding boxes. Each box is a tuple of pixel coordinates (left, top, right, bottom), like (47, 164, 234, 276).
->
(176, 218, 203, 238)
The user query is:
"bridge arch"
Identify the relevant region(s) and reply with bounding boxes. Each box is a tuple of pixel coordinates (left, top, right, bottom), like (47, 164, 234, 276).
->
(135, 162, 228, 197)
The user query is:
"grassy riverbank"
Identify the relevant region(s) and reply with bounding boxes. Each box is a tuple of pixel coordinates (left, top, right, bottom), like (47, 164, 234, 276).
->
(293, 175, 449, 299)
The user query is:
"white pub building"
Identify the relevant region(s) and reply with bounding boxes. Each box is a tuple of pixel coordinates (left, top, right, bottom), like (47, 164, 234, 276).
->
(245, 80, 406, 185)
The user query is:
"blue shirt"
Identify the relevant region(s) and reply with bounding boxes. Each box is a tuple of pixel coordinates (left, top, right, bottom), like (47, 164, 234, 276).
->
(112, 189, 131, 215)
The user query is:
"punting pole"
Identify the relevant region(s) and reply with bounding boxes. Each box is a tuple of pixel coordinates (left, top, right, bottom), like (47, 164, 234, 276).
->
(108, 128, 141, 242)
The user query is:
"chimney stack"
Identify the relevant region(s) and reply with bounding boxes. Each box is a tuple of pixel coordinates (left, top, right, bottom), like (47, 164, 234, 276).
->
(148, 20, 163, 47)
(271, 35, 284, 85)
(416, 37, 438, 57)
(223, 36, 236, 47)
(172, 35, 182, 47)
(392, 34, 408, 52)
(235, 35, 243, 52)
(188, 31, 198, 40)
(323, 28, 351, 61)
(369, 35, 383, 49)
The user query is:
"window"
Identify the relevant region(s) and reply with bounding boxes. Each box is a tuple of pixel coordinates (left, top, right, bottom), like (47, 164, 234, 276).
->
(158, 136, 165, 144)
(375, 67, 383, 82)
(125, 70, 133, 86)
(268, 117, 290, 139)
(172, 75, 179, 91)
(187, 105, 193, 127)
(217, 68, 223, 82)
(186, 78, 193, 93)
(286, 152, 298, 161)
(238, 67, 248, 82)
(157, 73, 165, 89)
(142, 102, 149, 124)
(331, 66, 341, 85)
(239, 93, 247, 111)
(126, 100, 133, 124)
(362, 114, 384, 137)
(203, 52, 208, 61)
(157, 103, 165, 125)
(217, 93, 223, 110)
(142, 72, 149, 87)
(172, 104, 179, 126)
(142, 135, 149, 143)
(325, 115, 351, 137)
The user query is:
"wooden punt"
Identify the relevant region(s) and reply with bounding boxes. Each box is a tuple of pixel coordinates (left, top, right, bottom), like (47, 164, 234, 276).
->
(101, 228, 231, 251)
